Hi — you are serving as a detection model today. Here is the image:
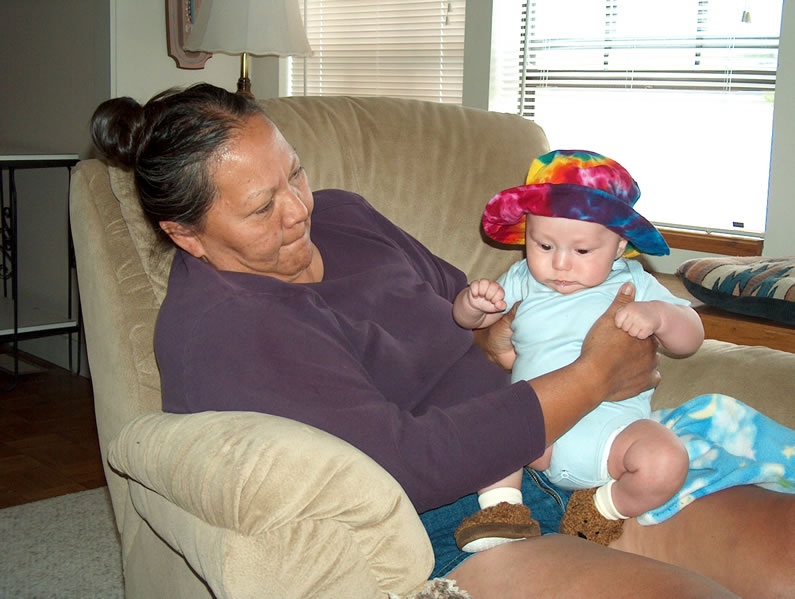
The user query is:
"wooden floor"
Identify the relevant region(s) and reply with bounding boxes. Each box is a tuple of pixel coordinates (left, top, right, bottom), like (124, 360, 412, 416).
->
(0, 353, 104, 509)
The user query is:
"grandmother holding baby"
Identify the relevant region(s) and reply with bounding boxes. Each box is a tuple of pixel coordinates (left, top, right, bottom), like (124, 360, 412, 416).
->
(90, 83, 793, 599)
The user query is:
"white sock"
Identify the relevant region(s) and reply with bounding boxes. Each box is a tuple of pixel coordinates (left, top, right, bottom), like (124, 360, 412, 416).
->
(478, 487, 523, 509)
(593, 480, 629, 520)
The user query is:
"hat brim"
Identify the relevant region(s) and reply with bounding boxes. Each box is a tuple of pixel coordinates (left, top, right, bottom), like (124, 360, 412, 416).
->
(482, 183, 669, 256)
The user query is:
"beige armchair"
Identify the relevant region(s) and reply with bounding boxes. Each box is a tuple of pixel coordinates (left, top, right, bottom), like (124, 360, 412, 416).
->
(70, 96, 795, 599)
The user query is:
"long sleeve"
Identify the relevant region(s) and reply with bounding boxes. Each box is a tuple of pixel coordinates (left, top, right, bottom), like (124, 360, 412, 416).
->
(157, 190, 546, 512)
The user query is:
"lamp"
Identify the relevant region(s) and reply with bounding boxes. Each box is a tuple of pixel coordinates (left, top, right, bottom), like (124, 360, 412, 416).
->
(184, 0, 312, 96)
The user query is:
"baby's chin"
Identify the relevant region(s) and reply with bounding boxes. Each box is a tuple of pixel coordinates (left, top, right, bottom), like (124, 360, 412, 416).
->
(545, 279, 587, 294)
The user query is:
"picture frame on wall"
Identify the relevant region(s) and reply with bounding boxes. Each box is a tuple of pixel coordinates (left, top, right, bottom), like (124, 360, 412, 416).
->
(165, 0, 212, 69)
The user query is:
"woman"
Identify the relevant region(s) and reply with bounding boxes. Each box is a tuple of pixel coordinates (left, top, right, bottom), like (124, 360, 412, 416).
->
(90, 83, 792, 598)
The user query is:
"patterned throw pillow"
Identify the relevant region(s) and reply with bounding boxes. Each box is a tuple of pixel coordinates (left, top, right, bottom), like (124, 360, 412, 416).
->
(677, 257, 795, 325)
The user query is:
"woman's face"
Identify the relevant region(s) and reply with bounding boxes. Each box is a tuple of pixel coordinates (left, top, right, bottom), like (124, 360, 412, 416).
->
(165, 115, 320, 283)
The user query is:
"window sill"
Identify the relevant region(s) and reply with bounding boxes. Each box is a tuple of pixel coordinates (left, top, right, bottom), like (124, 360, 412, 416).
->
(658, 228, 763, 257)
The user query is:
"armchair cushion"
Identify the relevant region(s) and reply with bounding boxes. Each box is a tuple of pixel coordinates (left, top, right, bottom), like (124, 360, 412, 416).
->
(108, 411, 433, 599)
(652, 339, 795, 429)
(108, 166, 174, 304)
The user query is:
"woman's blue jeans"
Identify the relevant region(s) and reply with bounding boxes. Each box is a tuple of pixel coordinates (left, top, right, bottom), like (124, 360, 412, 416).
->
(419, 469, 572, 578)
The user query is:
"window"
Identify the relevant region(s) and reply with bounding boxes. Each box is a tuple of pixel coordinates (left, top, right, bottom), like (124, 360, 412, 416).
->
(505, 0, 782, 240)
(290, 0, 466, 103)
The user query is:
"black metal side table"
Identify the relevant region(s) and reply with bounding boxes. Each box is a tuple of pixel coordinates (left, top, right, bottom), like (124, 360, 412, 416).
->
(0, 154, 82, 390)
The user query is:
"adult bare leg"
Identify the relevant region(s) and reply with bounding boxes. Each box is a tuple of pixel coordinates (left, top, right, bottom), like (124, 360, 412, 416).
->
(448, 533, 737, 599)
(611, 486, 795, 599)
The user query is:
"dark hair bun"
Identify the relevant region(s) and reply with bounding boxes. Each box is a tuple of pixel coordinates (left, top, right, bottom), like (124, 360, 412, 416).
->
(90, 97, 146, 168)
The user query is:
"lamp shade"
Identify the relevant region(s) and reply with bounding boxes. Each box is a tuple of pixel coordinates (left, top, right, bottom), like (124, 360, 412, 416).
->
(185, 0, 312, 57)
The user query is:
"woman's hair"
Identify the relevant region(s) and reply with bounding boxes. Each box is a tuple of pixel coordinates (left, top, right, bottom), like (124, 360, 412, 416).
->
(90, 83, 266, 233)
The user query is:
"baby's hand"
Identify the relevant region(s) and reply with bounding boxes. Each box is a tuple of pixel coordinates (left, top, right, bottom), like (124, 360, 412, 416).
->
(466, 279, 507, 314)
(614, 301, 662, 339)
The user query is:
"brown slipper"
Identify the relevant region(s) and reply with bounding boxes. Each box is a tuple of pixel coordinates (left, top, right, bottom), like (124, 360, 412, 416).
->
(454, 502, 541, 553)
(559, 488, 624, 546)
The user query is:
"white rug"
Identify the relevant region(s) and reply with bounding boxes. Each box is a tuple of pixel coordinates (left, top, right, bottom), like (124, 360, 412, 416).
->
(0, 488, 123, 599)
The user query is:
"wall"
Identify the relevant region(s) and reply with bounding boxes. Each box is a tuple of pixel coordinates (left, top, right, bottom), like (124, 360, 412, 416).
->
(0, 0, 109, 157)
(765, 0, 795, 259)
(0, 0, 283, 373)
(112, 0, 281, 101)
(0, 0, 110, 373)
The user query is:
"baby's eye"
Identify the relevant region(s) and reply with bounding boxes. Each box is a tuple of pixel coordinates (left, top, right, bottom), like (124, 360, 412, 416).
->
(576, 249, 591, 255)
(539, 243, 552, 251)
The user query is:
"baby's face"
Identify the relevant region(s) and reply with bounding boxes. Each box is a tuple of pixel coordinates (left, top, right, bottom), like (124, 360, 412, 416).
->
(524, 214, 627, 295)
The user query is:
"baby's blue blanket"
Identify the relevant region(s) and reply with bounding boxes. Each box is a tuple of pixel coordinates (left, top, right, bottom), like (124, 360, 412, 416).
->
(639, 393, 794, 525)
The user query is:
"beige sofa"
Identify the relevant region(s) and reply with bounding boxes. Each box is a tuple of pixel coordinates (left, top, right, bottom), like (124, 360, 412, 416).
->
(69, 96, 795, 599)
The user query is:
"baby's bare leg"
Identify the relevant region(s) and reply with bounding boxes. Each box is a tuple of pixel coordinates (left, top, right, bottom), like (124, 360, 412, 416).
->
(479, 468, 524, 495)
(607, 419, 688, 516)
(527, 445, 552, 471)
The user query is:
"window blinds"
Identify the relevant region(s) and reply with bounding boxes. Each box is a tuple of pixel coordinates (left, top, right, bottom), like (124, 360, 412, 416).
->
(514, 0, 782, 235)
(519, 0, 779, 118)
(291, 0, 465, 103)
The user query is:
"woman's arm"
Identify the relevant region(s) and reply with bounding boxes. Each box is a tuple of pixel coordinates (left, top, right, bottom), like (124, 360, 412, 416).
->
(473, 302, 519, 370)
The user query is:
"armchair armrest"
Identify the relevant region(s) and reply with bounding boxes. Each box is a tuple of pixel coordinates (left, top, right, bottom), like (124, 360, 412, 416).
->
(108, 411, 433, 599)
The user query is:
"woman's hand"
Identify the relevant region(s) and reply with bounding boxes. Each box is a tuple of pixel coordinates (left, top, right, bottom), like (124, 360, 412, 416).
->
(580, 282, 661, 403)
(473, 302, 519, 371)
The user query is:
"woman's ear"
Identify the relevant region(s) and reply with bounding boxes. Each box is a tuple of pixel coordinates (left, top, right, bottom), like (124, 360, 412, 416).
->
(616, 238, 629, 259)
(159, 221, 206, 259)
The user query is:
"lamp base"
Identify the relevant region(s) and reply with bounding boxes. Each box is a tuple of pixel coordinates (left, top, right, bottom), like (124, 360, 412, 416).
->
(236, 77, 253, 98)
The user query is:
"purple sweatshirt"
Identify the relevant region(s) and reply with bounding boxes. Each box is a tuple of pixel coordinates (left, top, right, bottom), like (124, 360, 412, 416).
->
(157, 189, 545, 512)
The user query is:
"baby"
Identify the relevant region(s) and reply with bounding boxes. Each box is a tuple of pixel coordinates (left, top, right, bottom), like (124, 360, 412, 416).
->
(453, 150, 704, 552)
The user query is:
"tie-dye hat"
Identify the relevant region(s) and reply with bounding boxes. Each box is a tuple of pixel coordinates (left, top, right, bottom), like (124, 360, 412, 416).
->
(482, 149, 669, 256)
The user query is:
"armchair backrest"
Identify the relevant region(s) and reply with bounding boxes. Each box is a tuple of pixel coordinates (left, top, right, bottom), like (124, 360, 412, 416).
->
(70, 95, 548, 532)
(259, 96, 547, 279)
